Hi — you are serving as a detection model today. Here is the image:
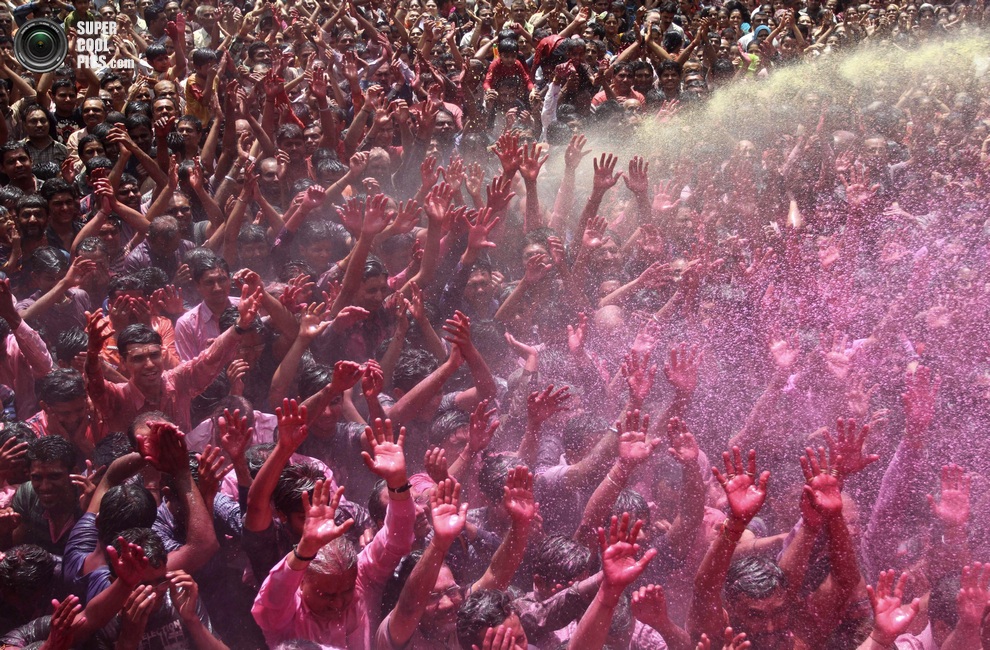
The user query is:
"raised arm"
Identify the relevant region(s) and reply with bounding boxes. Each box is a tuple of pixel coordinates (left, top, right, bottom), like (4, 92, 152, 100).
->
(244, 399, 309, 532)
(471, 467, 538, 592)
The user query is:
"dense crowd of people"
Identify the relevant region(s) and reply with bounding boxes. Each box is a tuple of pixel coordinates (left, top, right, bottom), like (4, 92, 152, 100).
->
(0, 0, 984, 647)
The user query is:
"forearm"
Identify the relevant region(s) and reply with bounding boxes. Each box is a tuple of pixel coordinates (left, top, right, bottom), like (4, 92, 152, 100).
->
(524, 178, 541, 232)
(413, 313, 447, 360)
(330, 236, 373, 318)
(576, 462, 629, 547)
(689, 521, 744, 640)
(388, 361, 457, 423)
(562, 430, 616, 491)
(269, 334, 309, 407)
(548, 168, 575, 231)
(18, 279, 74, 321)
(463, 348, 498, 402)
(472, 519, 530, 592)
(173, 473, 220, 570)
(667, 462, 706, 560)
(568, 587, 621, 650)
(389, 539, 449, 645)
(245, 445, 293, 530)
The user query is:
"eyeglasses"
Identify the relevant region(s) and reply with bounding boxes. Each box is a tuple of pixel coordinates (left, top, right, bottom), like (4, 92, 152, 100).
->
(428, 586, 461, 604)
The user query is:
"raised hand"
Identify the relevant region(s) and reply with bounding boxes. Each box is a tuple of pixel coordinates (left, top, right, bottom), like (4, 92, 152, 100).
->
(41, 595, 86, 650)
(236, 285, 263, 330)
(142, 421, 188, 474)
(218, 408, 253, 462)
(195, 445, 232, 505)
(664, 343, 702, 394)
(666, 417, 699, 465)
(567, 313, 587, 355)
(361, 418, 408, 487)
(275, 398, 308, 451)
(472, 624, 517, 650)
(485, 175, 516, 213)
(298, 480, 354, 554)
(517, 142, 548, 183)
(696, 629, 752, 650)
(867, 571, 921, 646)
(630, 584, 671, 633)
(85, 309, 113, 353)
(527, 385, 571, 427)
(106, 537, 151, 588)
(361, 359, 384, 400)
(598, 513, 658, 592)
(622, 350, 657, 405)
(362, 193, 394, 236)
(564, 133, 591, 172)
(956, 563, 990, 629)
(118, 585, 157, 648)
(617, 410, 659, 468)
(424, 447, 449, 484)
(468, 399, 499, 454)
(503, 466, 537, 525)
(297, 301, 331, 341)
(442, 311, 474, 355)
(493, 131, 521, 177)
(799, 447, 843, 524)
(463, 207, 500, 251)
(331, 305, 371, 333)
(623, 156, 649, 196)
(592, 152, 623, 193)
(927, 463, 970, 528)
(823, 418, 879, 479)
(712, 448, 769, 526)
(430, 477, 468, 548)
(166, 570, 200, 623)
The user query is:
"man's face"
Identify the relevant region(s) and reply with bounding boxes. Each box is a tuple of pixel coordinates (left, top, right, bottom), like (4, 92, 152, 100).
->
(251, 47, 273, 64)
(3, 148, 33, 180)
(176, 121, 200, 147)
(54, 88, 76, 114)
(420, 566, 462, 634)
(152, 98, 176, 120)
(82, 99, 106, 129)
(301, 566, 359, 620)
(356, 275, 389, 312)
(25, 110, 50, 140)
(727, 590, 793, 650)
(861, 137, 888, 168)
(166, 196, 193, 234)
(16, 208, 47, 240)
(43, 397, 90, 435)
(303, 127, 321, 153)
(48, 192, 78, 227)
(259, 160, 280, 193)
(465, 269, 493, 304)
(195, 268, 231, 307)
(81, 141, 106, 162)
(434, 113, 456, 143)
(103, 79, 125, 104)
(280, 136, 304, 161)
(30, 461, 74, 511)
(0, 83, 9, 111)
(129, 125, 153, 153)
(98, 221, 122, 251)
(154, 82, 177, 101)
(124, 343, 165, 389)
(149, 229, 181, 257)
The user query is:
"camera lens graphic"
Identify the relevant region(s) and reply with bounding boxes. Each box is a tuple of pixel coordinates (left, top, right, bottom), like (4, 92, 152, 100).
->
(14, 18, 68, 73)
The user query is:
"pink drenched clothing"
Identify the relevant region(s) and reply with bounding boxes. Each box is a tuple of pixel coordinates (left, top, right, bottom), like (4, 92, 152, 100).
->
(219, 451, 336, 502)
(0, 320, 54, 419)
(174, 297, 240, 361)
(86, 326, 241, 433)
(187, 410, 279, 452)
(483, 58, 533, 91)
(252, 495, 415, 650)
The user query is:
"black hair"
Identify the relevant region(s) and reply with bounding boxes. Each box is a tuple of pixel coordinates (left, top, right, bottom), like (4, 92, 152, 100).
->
(131, 266, 169, 295)
(428, 409, 471, 447)
(144, 42, 168, 60)
(392, 348, 440, 393)
(0, 421, 36, 448)
(457, 590, 517, 650)
(725, 556, 788, 601)
(15, 194, 48, 216)
(40, 178, 77, 202)
(99, 72, 122, 88)
(272, 463, 323, 515)
(275, 123, 304, 143)
(367, 478, 388, 527)
(78, 236, 108, 258)
(297, 220, 350, 261)
(77, 134, 103, 158)
(0, 545, 56, 594)
(24, 246, 67, 277)
(107, 274, 144, 300)
(532, 535, 593, 586)
(37, 368, 85, 405)
(561, 413, 609, 458)
(54, 328, 87, 365)
(92, 432, 134, 472)
(26, 435, 78, 471)
(0, 139, 29, 163)
(96, 484, 157, 545)
(124, 102, 152, 119)
(30, 161, 58, 182)
(298, 363, 334, 402)
(51, 79, 75, 95)
(498, 38, 519, 55)
(477, 453, 520, 505)
(612, 491, 650, 529)
(245, 443, 276, 478)
(116, 324, 163, 359)
(107, 528, 167, 575)
(190, 253, 229, 283)
(191, 48, 219, 67)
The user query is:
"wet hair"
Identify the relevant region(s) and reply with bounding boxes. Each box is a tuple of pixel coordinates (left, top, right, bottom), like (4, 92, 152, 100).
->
(116, 324, 163, 359)
(107, 274, 144, 300)
(367, 479, 388, 527)
(381, 549, 425, 618)
(24, 246, 68, 277)
(245, 443, 276, 478)
(26, 435, 77, 470)
(0, 545, 56, 594)
(77, 237, 108, 258)
(131, 266, 169, 295)
(725, 556, 787, 601)
(54, 328, 88, 365)
(612, 491, 650, 528)
(0, 140, 29, 163)
(0, 185, 24, 205)
(238, 223, 268, 246)
(363, 256, 388, 281)
(96, 484, 157, 545)
(562, 413, 609, 458)
(428, 409, 471, 447)
(272, 642, 324, 650)
(37, 368, 85, 405)
(190, 253, 229, 283)
(308, 536, 358, 577)
(457, 590, 517, 650)
(477, 453, 520, 505)
(16, 194, 48, 216)
(298, 363, 334, 402)
(272, 463, 323, 515)
(108, 528, 167, 575)
(276, 123, 304, 144)
(92, 432, 134, 472)
(125, 102, 152, 119)
(392, 348, 440, 393)
(40, 177, 77, 202)
(498, 38, 519, 56)
(532, 535, 593, 586)
(297, 220, 350, 260)
(51, 79, 75, 95)
(144, 42, 168, 61)
(30, 161, 59, 181)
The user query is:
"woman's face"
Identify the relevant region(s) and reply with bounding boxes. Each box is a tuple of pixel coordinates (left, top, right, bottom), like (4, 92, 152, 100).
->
(729, 10, 742, 26)
(81, 141, 106, 162)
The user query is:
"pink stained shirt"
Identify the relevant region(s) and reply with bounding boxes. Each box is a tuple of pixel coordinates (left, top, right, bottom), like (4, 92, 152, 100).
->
(252, 494, 415, 650)
(86, 326, 241, 434)
(174, 297, 240, 362)
(0, 320, 54, 419)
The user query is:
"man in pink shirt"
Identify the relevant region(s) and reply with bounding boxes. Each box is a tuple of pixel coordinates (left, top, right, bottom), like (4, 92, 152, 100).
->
(83, 284, 262, 433)
(0, 278, 54, 419)
(174, 256, 239, 361)
(252, 418, 415, 650)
